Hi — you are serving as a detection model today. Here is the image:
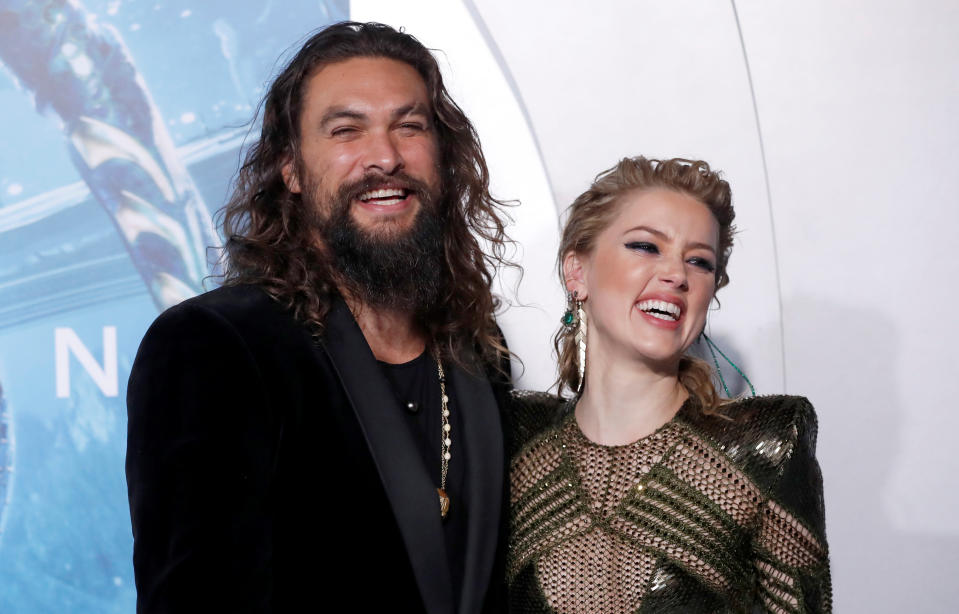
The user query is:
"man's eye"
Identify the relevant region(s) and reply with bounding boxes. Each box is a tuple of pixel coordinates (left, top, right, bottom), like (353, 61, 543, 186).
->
(330, 126, 358, 137)
(688, 257, 716, 273)
(399, 122, 426, 133)
(625, 241, 658, 254)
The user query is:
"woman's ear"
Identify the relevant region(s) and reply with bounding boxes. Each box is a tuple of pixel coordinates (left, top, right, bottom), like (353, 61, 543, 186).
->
(281, 157, 301, 194)
(562, 251, 588, 300)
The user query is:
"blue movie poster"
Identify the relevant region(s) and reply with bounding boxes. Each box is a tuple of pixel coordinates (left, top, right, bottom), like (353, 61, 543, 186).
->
(0, 1, 347, 610)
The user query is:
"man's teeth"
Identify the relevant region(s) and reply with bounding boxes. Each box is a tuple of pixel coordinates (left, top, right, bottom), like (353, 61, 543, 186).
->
(358, 188, 407, 203)
(637, 299, 681, 321)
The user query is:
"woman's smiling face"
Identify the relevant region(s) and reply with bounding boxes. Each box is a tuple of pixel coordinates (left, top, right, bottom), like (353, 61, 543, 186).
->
(565, 188, 720, 370)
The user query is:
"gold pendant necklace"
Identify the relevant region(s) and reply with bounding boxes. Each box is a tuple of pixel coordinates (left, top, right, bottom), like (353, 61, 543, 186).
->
(437, 357, 451, 519)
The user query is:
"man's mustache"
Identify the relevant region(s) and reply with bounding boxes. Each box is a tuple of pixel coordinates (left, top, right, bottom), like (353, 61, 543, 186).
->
(336, 171, 436, 207)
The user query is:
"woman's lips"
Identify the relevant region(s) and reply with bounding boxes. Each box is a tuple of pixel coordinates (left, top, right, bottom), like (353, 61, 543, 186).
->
(635, 297, 684, 330)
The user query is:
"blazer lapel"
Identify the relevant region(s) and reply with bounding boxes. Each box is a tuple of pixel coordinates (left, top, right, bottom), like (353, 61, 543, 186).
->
(450, 355, 504, 614)
(320, 300, 454, 614)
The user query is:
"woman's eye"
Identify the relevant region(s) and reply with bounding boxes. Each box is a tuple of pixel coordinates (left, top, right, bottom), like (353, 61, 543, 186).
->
(688, 257, 716, 273)
(625, 241, 658, 254)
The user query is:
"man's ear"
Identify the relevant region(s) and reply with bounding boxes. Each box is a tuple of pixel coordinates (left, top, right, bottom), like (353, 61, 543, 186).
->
(281, 157, 301, 194)
(562, 251, 589, 300)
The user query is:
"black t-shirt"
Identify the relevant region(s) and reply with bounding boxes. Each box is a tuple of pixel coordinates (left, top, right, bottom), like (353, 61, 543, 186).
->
(379, 351, 467, 605)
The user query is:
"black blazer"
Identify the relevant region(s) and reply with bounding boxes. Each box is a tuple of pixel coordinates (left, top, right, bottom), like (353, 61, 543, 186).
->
(126, 284, 508, 613)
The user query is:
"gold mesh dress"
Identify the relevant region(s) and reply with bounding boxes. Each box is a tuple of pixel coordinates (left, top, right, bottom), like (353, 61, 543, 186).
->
(508, 392, 831, 613)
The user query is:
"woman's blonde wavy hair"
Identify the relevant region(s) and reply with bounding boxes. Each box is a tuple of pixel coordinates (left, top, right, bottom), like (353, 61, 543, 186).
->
(554, 156, 736, 412)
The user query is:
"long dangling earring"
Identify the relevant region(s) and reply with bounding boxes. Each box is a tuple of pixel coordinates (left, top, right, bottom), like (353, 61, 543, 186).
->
(701, 332, 756, 398)
(562, 291, 587, 393)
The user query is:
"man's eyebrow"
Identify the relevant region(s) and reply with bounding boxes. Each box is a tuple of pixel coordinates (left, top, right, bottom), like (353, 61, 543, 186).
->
(392, 102, 431, 120)
(319, 107, 366, 128)
(625, 225, 716, 253)
(319, 103, 431, 128)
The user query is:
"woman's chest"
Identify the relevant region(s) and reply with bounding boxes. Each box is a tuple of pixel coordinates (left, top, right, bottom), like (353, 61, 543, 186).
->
(509, 421, 765, 613)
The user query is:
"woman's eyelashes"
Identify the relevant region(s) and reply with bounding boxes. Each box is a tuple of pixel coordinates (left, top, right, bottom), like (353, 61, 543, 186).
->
(624, 241, 715, 272)
(625, 241, 658, 254)
(687, 257, 716, 273)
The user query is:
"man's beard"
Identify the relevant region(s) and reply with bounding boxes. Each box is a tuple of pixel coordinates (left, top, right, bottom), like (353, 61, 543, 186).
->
(306, 172, 447, 316)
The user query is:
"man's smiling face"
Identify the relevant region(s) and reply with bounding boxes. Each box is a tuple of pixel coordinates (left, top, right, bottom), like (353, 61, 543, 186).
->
(284, 55, 441, 239)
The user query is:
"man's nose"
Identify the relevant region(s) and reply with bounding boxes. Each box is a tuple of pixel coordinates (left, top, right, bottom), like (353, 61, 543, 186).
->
(362, 130, 404, 175)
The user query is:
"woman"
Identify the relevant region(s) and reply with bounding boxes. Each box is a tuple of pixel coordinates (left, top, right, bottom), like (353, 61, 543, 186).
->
(508, 157, 831, 613)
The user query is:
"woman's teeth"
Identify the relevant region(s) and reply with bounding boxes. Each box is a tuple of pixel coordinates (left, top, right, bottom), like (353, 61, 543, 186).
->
(637, 299, 680, 321)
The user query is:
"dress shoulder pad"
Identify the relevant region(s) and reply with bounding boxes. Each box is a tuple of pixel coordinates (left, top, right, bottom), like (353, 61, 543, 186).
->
(682, 395, 818, 494)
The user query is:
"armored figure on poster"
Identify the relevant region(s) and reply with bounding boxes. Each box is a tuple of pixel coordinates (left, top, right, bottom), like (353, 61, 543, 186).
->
(508, 157, 831, 613)
(126, 22, 513, 613)
(0, 0, 219, 307)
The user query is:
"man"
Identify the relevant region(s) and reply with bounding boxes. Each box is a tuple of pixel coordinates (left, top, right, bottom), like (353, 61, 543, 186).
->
(125, 22, 513, 614)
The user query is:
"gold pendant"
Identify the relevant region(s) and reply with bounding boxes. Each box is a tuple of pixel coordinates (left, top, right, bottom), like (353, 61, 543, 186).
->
(437, 487, 450, 519)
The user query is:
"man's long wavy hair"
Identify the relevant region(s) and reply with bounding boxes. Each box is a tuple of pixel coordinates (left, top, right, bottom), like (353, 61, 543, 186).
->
(219, 22, 512, 369)
(554, 157, 736, 412)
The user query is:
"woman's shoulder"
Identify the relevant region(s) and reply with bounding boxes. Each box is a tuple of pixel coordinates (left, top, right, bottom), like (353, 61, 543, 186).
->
(719, 394, 817, 428)
(506, 390, 571, 458)
(683, 394, 820, 490)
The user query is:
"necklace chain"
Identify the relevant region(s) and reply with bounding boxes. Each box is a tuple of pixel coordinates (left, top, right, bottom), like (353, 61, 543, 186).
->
(437, 357, 452, 518)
